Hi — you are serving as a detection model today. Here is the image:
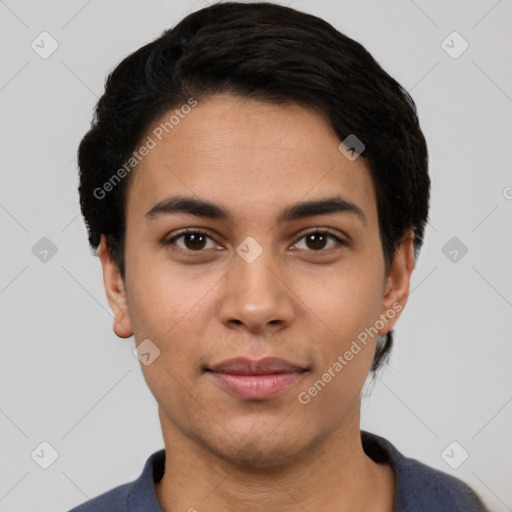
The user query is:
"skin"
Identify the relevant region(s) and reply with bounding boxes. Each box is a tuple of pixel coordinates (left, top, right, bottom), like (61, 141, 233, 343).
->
(98, 93, 415, 512)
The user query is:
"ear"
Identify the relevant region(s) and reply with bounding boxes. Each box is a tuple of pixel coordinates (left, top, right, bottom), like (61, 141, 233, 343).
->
(378, 228, 416, 335)
(97, 234, 133, 339)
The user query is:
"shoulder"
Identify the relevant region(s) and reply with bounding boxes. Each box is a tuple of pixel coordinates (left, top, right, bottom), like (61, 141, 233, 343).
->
(67, 449, 165, 512)
(67, 481, 132, 511)
(361, 431, 489, 512)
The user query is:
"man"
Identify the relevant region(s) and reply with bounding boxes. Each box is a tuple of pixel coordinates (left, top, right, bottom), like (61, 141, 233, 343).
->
(70, 2, 489, 511)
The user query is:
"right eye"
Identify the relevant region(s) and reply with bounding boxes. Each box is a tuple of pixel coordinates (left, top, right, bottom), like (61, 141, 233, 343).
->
(164, 229, 222, 253)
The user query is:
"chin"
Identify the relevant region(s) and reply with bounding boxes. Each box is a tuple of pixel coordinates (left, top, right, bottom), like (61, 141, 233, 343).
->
(210, 430, 309, 469)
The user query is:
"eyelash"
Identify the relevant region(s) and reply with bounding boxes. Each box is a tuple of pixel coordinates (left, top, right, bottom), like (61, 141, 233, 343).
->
(163, 228, 348, 256)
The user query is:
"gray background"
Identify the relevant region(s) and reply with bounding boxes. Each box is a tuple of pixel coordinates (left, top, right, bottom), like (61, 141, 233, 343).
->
(1, 0, 511, 510)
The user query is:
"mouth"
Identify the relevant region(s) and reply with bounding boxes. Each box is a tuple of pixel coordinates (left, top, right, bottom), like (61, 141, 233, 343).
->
(205, 357, 308, 400)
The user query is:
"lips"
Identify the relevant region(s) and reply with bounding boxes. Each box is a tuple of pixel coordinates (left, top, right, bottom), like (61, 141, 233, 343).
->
(206, 357, 307, 400)
(207, 356, 305, 375)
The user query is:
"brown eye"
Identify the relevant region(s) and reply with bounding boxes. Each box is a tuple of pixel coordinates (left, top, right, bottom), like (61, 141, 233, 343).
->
(305, 232, 328, 250)
(293, 230, 347, 252)
(166, 231, 216, 251)
(182, 232, 207, 250)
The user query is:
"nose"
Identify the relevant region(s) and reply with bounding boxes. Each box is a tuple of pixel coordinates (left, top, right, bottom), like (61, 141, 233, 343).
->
(217, 249, 295, 334)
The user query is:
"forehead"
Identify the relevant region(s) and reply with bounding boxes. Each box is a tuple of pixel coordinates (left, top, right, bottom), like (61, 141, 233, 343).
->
(125, 94, 377, 228)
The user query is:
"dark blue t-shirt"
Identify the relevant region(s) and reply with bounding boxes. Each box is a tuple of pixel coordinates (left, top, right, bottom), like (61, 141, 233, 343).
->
(68, 431, 489, 511)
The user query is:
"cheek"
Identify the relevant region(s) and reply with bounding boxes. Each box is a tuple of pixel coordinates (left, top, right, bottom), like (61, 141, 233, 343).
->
(125, 248, 213, 339)
(297, 275, 381, 412)
(300, 261, 383, 340)
(295, 258, 384, 398)
(126, 260, 222, 385)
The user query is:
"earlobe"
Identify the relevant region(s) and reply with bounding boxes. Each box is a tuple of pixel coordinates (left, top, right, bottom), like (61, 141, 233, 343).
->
(111, 296, 134, 339)
(97, 235, 134, 339)
(378, 228, 415, 335)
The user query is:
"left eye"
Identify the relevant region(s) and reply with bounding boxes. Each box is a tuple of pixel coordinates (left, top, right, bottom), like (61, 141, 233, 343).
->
(293, 231, 346, 252)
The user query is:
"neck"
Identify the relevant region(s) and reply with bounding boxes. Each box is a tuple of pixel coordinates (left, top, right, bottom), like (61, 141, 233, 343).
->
(154, 405, 394, 512)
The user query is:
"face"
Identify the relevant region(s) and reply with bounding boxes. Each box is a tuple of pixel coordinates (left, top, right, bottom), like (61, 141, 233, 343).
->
(99, 93, 414, 467)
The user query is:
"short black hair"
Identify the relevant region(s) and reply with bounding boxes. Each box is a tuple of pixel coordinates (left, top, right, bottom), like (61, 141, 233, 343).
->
(77, 1, 430, 373)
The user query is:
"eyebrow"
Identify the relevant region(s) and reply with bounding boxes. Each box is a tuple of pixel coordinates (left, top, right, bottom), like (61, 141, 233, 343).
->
(144, 195, 366, 226)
